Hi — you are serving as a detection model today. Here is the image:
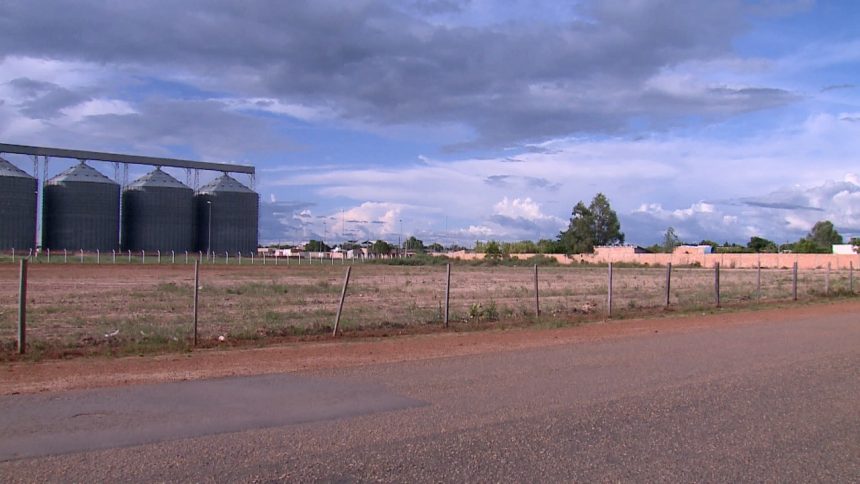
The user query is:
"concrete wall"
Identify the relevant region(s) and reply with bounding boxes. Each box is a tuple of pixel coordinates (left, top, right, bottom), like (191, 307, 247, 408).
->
(445, 250, 860, 269)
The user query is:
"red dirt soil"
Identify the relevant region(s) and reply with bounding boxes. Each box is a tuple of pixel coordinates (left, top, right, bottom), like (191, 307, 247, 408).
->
(2, 300, 858, 395)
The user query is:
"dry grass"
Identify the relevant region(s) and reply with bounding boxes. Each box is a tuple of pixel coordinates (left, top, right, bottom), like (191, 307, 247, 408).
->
(0, 260, 855, 360)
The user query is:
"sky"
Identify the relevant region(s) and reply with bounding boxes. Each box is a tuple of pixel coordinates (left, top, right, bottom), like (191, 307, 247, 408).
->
(0, 0, 858, 247)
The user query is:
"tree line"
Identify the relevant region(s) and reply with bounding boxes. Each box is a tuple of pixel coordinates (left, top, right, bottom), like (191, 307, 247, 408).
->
(281, 194, 857, 256)
(652, 220, 856, 254)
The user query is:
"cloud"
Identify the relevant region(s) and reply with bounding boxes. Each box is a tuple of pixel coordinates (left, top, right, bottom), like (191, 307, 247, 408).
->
(0, 0, 800, 146)
(821, 83, 856, 92)
(465, 197, 565, 240)
(6, 77, 91, 119)
(628, 175, 860, 243)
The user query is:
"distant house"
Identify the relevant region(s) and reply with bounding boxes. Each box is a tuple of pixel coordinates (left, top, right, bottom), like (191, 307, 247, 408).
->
(594, 245, 650, 256)
(832, 244, 857, 255)
(673, 245, 713, 255)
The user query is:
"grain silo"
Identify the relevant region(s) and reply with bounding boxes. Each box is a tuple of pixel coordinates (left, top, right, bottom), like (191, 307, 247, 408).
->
(0, 156, 38, 250)
(122, 168, 194, 252)
(42, 162, 120, 251)
(195, 174, 259, 254)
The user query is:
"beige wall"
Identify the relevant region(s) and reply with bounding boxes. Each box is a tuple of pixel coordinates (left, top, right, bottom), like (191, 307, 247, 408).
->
(445, 250, 860, 269)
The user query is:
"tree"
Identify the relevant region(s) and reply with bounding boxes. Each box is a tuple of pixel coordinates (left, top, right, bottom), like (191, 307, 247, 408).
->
(697, 240, 719, 251)
(590, 193, 624, 246)
(790, 220, 843, 253)
(304, 240, 330, 252)
(484, 240, 502, 259)
(808, 220, 843, 250)
(404, 236, 425, 253)
(747, 236, 777, 253)
(371, 240, 392, 255)
(559, 201, 593, 254)
(536, 238, 564, 254)
(662, 227, 681, 253)
(504, 240, 538, 254)
(558, 193, 624, 254)
(427, 242, 444, 252)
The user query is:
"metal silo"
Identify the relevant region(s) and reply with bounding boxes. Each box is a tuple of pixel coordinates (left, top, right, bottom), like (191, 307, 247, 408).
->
(0, 156, 37, 250)
(122, 168, 194, 252)
(42, 162, 120, 251)
(195, 174, 259, 254)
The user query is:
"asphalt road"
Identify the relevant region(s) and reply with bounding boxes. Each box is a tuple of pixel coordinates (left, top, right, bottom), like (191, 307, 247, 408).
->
(1, 309, 858, 482)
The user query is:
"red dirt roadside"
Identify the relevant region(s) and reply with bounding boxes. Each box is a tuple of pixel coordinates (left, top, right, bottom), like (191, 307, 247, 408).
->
(2, 300, 858, 395)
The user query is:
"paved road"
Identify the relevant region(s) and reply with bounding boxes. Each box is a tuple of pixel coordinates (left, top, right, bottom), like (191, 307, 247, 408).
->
(1, 310, 858, 482)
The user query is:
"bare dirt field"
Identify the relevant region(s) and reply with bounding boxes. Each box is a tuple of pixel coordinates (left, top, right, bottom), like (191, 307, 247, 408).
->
(2, 299, 858, 396)
(0, 260, 854, 360)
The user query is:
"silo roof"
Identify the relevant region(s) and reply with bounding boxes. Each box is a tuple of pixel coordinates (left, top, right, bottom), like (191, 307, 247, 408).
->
(126, 167, 190, 190)
(197, 173, 255, 194)
(47, 162, 117, 185)
(0, 156, 34, 178)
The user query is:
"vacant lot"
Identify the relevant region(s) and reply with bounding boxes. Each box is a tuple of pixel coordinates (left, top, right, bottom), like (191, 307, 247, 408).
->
(0, 259, 854, 359)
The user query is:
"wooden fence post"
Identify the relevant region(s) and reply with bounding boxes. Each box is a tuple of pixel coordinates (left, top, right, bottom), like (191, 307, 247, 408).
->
(18, 258, 28, 354)
(714, 262, 721, 308)
(756, 260, 762, 301)
(825, 262, 830, 295)
(664, 263, 672, 307)
(444, 263, 451, 328)
(792, 262, 798, 301)
(533, 264, 540, 318)
(607, 263, 613, 318)
(193, 260, 200, 346)
(332, 266, 352, 336)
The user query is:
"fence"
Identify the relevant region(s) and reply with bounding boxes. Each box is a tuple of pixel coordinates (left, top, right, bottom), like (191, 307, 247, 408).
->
(0, 257, 856, 357)
(0, 248, 377, 266)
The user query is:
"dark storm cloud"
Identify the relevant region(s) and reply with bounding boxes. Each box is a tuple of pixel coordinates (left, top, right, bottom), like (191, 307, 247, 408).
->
(740, 201, 823, 211)
(484, 175, 510, 187)
(6, 77, 90, 119)
(409, 0, 468, 15)
(75, 99, 290, 161)
(821, 83, 855, 92)
(488, 214, 540, 231)
(0, 0, 797, 146)
(484, 174, 559, 191)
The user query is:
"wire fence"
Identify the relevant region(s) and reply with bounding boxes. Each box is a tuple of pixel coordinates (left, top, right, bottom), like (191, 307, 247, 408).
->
(0, 258, 855, 358)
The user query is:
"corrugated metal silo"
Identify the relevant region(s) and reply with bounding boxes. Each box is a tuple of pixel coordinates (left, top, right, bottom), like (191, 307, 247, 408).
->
(122, 168, 194, 252)
(195, 174, 259, 254)
(42, 162, 120, 251)
(0, 156, 38, 250)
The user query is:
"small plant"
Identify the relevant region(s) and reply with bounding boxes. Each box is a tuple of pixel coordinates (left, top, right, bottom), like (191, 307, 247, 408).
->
(467, 300, 499, 321)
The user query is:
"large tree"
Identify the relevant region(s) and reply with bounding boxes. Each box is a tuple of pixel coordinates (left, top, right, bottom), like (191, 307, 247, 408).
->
(662, 227, 681, 253)
(808, 220, 843, 249)
(747, 236, 777, 253)
(371, 240, 392, 255)
(404, 236, 425, 253)
(559, 194, 624, 254)
(792, 220, 843, 253)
